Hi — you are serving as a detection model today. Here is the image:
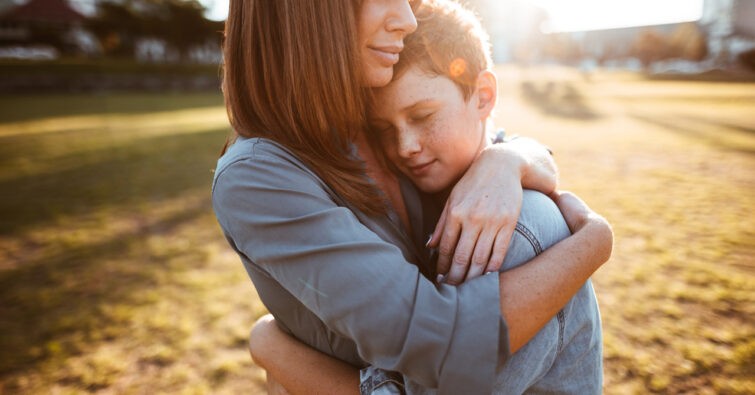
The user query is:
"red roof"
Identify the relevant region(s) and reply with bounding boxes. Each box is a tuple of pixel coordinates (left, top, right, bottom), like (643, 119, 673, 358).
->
(0, 0, 85, 24)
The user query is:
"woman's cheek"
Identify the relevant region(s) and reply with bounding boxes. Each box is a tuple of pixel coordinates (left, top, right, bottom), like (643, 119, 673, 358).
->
(382, 135, 400, 163)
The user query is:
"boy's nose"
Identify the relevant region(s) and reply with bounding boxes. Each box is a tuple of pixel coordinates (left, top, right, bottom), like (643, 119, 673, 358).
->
(396, 128, 421, 158)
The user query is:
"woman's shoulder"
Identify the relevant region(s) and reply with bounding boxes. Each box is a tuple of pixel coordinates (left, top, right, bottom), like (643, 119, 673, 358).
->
(211, 136, 336, 206)
(215, 137, 315, 181)
(217, 137, 299, 169)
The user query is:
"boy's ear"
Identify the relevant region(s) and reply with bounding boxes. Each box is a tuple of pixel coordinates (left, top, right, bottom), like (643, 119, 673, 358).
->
(474, 70, 497, 119)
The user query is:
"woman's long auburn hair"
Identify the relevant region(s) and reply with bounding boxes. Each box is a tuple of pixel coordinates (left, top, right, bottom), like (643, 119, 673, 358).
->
(222, 0, 386, 216)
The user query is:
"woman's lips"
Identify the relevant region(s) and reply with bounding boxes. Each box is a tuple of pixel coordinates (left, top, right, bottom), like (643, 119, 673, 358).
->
(369, 46, 401, 66)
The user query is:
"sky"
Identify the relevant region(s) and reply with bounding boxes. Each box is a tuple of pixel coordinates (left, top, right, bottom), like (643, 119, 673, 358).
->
(527, 0, 704, 32)
(198, 0, 704, 30)
(199, 0, 228, 21)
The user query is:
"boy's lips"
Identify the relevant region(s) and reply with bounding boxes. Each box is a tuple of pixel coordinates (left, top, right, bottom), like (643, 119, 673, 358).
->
(407, 160, 436, 177)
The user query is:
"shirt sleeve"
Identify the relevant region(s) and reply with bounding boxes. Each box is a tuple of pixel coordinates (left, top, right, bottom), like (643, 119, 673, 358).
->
(212, 150, 505, 394)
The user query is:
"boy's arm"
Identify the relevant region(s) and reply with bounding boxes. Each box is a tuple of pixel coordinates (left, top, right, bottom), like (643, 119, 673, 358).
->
(250, 315, 360, 395)
(430, 137, 557, 284)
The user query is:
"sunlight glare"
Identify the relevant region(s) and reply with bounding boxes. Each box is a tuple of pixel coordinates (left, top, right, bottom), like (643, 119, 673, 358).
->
(531, 0, 704, 32)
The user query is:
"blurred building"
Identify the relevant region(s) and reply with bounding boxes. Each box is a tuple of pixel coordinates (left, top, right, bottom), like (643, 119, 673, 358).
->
(470, 0, 754, 71)
(700, 0, 755, 65)
(0, 0, 92, 58)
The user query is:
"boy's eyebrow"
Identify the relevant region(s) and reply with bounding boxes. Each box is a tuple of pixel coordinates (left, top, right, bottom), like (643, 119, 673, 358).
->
(368, 98, 439, 123)
(401, 98, 438, 112)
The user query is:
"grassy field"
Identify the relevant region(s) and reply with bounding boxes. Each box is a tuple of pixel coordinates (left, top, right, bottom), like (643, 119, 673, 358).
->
(0, 66, 753, 394)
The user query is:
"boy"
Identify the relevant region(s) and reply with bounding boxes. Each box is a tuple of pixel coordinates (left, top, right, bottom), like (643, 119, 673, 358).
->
(252, 1, 602, 393)
(363, 1, 602, 393)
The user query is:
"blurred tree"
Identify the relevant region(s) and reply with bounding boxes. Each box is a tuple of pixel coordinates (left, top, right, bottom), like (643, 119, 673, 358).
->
(668, 23, 708, 62)
(86, 1, 141, 58)
(143, 0, 221, 61)
(737, 47, 755, 71)
(630, 28, 669, 70)
(86, 0, 223, 61)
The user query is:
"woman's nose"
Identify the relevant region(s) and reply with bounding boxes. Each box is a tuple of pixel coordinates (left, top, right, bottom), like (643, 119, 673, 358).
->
(386, 0, 418, 35)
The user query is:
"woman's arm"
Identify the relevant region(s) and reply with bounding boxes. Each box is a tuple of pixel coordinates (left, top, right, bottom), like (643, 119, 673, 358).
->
(502, 191, 612, 352)
(250, 315, 359, 395)
(249, 191, 611, 394)
(431, 137, 557, 284)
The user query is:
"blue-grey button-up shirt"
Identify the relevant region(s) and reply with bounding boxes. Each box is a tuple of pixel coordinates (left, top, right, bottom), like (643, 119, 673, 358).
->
(212, 137, 509, 394)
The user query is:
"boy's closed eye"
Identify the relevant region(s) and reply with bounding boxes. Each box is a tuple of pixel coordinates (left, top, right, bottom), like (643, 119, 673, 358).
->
(410, 111, 435, 123)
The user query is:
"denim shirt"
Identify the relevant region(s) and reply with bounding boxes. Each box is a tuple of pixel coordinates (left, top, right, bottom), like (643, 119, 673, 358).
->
(211, 137, 509, 394)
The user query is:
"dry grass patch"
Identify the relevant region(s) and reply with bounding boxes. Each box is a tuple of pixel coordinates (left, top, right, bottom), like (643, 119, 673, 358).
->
(495, 65, 754, 393)
(1, 68, 754, 393)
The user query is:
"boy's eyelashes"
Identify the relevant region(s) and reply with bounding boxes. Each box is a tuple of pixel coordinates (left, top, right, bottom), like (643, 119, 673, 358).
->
(410, 111, 434, 123)
(367, 110, 435, 134)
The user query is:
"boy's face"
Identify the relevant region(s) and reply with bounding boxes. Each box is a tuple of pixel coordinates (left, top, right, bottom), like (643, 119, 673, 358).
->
(369, 66, 486, 193)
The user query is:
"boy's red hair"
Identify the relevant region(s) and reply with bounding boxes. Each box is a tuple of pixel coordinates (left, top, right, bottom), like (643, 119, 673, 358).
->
(393, 0, 492, 100)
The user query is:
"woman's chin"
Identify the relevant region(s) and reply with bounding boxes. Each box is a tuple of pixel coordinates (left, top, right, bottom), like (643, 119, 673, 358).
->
(363, 67, 393, 88)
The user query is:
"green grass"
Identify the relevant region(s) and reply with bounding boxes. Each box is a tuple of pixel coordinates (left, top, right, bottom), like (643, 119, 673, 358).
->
(0, 92, 268, 394)
(1, 67, 754, 393)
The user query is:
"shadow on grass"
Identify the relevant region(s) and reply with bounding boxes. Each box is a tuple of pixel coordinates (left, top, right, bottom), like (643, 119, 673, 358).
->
(684, 115, 755, 136)
(0, 198, 210, 378)
(0, 128, 228, 235)
(520, 81, 601, 120)
(644, 69, 755, 83)
(0, 125, 229, 382)
(629, 113, 755, 155)
(0, 92, 225, 124)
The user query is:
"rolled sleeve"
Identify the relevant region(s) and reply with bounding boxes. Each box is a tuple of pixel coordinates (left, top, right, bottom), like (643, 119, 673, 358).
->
(212, 140, 506, 394)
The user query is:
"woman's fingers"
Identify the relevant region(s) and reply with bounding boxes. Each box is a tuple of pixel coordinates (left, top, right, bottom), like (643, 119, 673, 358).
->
(433, 197, 521, 283)
(434, 205, 460, 277)
(444, 225, 482, 285)
(465, 229, 497, 281)
(485, 223, 515, 274)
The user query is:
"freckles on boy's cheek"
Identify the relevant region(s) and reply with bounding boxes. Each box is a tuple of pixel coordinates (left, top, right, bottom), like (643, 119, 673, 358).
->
(425, 119, 443, 144)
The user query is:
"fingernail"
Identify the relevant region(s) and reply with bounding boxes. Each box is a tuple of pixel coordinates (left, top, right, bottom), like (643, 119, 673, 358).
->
(436, 274, 445, 284)
(425, 235, 433, 247)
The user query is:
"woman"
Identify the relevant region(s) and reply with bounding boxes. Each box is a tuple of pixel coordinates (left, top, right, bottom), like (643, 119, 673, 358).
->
(213, 0, 612, 393)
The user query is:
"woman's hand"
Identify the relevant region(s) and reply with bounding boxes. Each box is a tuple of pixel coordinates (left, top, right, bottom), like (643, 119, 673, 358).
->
(429, 139, 557, 285)
(550, 190, 613, 261)
(550, 190, 593, 233)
